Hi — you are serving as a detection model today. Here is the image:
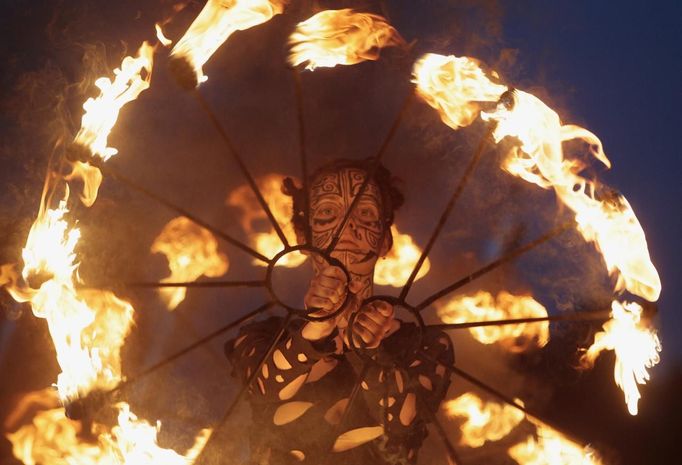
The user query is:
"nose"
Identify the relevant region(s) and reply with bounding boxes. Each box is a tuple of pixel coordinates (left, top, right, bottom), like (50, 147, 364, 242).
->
(347, 218, 361, 239)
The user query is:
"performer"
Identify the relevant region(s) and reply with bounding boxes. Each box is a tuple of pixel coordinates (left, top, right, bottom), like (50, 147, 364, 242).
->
(226, 159, 454, 465)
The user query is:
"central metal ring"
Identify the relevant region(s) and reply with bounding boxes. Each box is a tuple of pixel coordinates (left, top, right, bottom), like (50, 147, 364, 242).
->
(265, 244, 352, 322)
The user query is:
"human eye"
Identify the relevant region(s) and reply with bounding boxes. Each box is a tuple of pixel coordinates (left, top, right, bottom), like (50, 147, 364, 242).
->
(313, 204, 338, 225)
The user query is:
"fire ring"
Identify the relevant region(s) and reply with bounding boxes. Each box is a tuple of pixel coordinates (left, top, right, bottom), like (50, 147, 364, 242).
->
(347, 295, 426, 369)
(265, 244, 352, 322)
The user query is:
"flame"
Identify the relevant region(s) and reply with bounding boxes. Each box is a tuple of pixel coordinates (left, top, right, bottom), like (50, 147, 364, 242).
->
(155, 23, 173, 46)
(508, 419, 603, 465)
(444, 392, 524, 447)
(437, 291, 549, 353)
(151, 216, 229, 310)
(1, 189, 135, 404)
(374, 225, 430, 287)
(288, 9, 405, 70)
(226, 173, 306, 267)
(580, 300, 660, 415)
(7, 402, 211, 465)
(171, 0, 286, 86)
(412, 53, 507, 129)
(69, 41, 155, 206)
(73, 42, 154, 161)
(481, 89, 661, 302)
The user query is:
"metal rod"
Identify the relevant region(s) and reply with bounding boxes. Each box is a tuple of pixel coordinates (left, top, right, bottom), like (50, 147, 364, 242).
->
(96, 161, 270, 264)
(418, 395, 463, 465)
(416, 223, 572, 311)
(194, 312, 293, 463)
(337, 362, 371, 433)
(193, 89, 290, 249)
(175, 311, 231, 375)
(127, 280, 265, 288)
(430, 309, 611, 331)
(291, 68, 312, 246)
(419, 352, 587, 448)
(399, 128, 492, 302)
(114, 301, 275, 393)
(325, 91, 415, 255)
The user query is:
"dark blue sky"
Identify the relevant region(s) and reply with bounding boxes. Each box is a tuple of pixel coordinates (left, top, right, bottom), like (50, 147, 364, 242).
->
(500, 1, 681, 369)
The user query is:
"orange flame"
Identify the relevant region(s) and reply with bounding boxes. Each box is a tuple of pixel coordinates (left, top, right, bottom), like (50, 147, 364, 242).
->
(288, 9, 405, 70)
(374, 225, 430, 287)
(437, 291, 549, 353)
(580, 300, 661, 415)
(155, 23, 173, 46)
(73, 42, 154, 161)
(508, 419, 603, 465)
(481, 89, 661, 302)
(7, 402, 211, 465)
(444, 392, 524, 447)
(226, 173, 305, 267)
(171, 0, 286, 86)
(150, 216, 229, 310)
(412, 53, 507, 129)
(69, 41, 155, 207)
(1, 189, 135, 404)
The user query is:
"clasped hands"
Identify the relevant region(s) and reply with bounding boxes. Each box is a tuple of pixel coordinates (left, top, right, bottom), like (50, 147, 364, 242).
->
(301, 265, 394, 349)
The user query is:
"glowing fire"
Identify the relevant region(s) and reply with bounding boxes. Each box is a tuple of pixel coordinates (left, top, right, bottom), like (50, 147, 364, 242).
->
(412, 53, 507, 129)
(151, 216, 229, 310)
(7, 402, 211, 465)
(508, 419, 603, 465)
(171, 0, 286, 86)
(226, 173, 306, 267)
(1, 189, 135, 404)
(481, 89, 661, 302)
(580, 300, 661, 415)
(155, 23, 173, 46)
(69, 41, 155, 206)
(437, 291, 549, 353)
(288, 9, 405, 70)
(374, 225, 430, 287)
(444, 392, 524, 447)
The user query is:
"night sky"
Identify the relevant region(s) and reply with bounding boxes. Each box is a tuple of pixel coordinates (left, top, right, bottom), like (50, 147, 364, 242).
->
(0, 1, 680, 464)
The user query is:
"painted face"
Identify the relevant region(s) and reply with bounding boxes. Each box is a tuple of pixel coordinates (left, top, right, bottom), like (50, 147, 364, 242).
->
(309, 167, 386, 295)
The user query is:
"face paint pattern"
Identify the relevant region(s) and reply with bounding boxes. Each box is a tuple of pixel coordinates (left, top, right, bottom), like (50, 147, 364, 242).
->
(309, 168, 386, 297)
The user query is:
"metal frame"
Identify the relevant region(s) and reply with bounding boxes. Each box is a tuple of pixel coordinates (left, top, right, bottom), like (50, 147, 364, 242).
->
(70, 50, 612, 465)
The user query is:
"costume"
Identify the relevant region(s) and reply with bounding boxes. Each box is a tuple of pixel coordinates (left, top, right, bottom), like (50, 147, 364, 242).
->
(225, 316, 454, 464)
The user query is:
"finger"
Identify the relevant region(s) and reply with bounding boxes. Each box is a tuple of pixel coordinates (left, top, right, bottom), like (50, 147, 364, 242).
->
(316, 275, 346, 294)
(373, 300, 394, 318)
(357, 313, 382, 335)
(306, 296, 334, 312)
(362, 307, 388, 327)
(355, 325, 376, 346)
(313, 286, 341, 304)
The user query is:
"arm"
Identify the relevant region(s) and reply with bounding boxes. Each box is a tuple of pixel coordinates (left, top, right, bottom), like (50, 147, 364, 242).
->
(225, 265, 348, 403)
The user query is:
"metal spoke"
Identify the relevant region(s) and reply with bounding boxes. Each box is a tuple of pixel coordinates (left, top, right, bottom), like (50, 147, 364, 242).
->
(418, 395, 463, 465)
(113, 300, 275, 394)
(194, 312, 293, 463)
(325, 91, 415, 255)
(127, 280, 265, 288)
(417, 351, 587, 447)
(416, 223, 572, 311)
(96, 161, 270, 264)
(336, 361, 371, 434)
(193, 89, 290, 249)
(429, 309, 610, 331)
(291, 69, 312, 246)
(399, 129, 492, 302)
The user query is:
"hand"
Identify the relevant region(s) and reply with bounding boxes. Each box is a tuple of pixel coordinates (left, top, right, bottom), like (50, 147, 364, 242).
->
(302, 265, 347, 341)
(352, 300, 394, 349)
